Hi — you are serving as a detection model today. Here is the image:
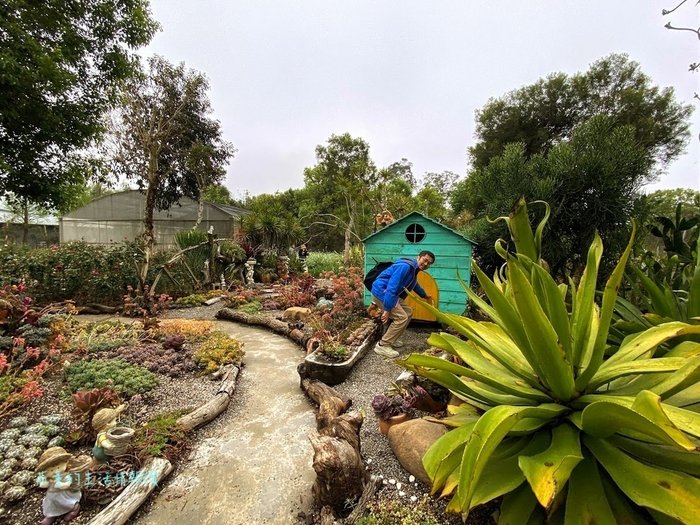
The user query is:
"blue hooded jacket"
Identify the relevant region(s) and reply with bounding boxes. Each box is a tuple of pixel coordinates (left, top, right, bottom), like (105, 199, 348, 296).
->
(370, 258, 427, 311)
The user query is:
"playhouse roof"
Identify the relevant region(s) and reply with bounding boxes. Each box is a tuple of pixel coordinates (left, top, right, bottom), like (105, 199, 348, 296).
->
(362, 211, 477, 245)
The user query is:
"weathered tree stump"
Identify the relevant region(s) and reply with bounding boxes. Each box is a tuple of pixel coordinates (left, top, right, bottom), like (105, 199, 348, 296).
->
(176, 364, 240, 432)
(300, 378, 368, 515)
(87, 457, 172, 525)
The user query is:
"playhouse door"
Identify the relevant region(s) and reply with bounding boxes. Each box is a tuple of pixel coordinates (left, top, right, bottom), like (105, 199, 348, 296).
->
(405, 272, 439, 322)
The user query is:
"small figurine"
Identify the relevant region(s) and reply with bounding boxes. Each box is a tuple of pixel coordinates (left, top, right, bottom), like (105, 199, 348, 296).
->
(381, 210, 395, 227)
(245, 258, 257, 285)
(36, 447, 82, 525)
(91, 404, 127, 463)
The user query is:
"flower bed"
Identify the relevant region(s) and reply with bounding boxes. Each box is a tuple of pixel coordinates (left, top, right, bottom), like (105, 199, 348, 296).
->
(0, 287, 245, 524)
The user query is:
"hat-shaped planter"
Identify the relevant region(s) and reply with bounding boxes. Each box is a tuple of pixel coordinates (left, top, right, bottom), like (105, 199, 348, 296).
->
(36, 447, 72, 472)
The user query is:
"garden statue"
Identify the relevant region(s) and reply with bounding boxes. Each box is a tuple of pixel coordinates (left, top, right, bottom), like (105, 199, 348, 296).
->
(36, 447, 82, 525)
(373, 210, 395, 231)
(91, 403, 128, 463)
(245, 258, 257, 286)
(278, 255, 290, 281)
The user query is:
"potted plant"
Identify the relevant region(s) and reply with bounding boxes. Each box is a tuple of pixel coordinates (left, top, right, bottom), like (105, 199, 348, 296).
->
(371, 386, 415, 435)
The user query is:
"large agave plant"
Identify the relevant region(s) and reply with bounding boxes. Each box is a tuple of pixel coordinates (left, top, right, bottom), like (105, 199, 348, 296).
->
(400, 198, 700, 523)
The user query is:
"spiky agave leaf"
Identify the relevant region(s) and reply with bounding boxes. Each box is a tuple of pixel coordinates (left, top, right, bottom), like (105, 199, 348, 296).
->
(400, 199, 700, 522)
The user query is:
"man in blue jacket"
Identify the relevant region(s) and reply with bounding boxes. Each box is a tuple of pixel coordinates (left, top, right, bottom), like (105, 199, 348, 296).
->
(370, 250, 435, 357)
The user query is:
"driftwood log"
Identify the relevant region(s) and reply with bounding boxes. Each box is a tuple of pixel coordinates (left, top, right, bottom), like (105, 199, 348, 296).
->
(77, 303, 121, 315)
(176, 364, 240, 432)
(87, 457, 172, 525)
(301, 378, 368, 516)
(217, 307, 311, 349)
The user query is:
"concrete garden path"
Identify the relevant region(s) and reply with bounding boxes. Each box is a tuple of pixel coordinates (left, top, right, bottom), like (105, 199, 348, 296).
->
(132, 320, 317, 525)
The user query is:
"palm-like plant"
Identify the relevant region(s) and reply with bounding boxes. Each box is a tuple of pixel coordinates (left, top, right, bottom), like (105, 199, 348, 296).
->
(400, 198, 700, 523)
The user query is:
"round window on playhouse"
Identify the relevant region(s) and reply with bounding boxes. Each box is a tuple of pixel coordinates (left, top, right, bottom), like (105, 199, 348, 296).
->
(404, 223, 426, 243)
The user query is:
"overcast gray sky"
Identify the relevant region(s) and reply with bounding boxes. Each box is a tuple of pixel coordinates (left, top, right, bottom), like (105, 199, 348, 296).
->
(142, 0, 699, 198)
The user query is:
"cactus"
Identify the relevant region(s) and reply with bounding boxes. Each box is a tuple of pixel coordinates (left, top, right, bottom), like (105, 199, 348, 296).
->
(18, 434, 48, 448)
(24, 447, 42, 459)
(0, 429, 20, 441)
(3, 485, 26, 501)
(47, 436, 65, 448)
(0, 467, 12, 482)
(20, 458, 37, 470)
(3, 445, 24, 460)
(0, 439, 13, 454)
(39, 424, 61, 437)
(7, 417, 28, 429)
(0, 459, 18, 471)
(9, 471, 33, 487)
(24, 423, 44, 435)
(39, 414, 64, 425)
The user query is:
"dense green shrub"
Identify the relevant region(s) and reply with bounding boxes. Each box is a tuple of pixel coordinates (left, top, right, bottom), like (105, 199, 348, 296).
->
(65, 359, 158, 397)
(0, 242, 141, 304)
(306, 251, 343, 277)
(236, 300, 262, 314)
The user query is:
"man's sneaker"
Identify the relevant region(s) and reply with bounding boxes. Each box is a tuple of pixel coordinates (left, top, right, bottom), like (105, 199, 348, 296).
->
(374, 343, 399, 358)
(393, 339, 406, 348)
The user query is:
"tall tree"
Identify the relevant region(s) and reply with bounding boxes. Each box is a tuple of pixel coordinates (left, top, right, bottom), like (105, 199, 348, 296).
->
(374, 158, 415, 219)
(645, 188, 700, 220)
(0, 0, 158, 209)
(107, 56, 234, 282)
(455, 116, 653, 278)
(457, 54, 693, 278)
(470, 54, 693, 173)
(242, 192, 304, 254)
(201, 184, 234, 205)
(303, 133, 377, 264)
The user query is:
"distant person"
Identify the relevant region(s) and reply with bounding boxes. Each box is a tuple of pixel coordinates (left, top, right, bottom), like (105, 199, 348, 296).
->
(370, 250, 435, 358)
(298, 244, 309, 272)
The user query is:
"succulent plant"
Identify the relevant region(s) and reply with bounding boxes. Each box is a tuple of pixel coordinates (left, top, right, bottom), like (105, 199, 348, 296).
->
(40, 424, 60, 437)
(8, 471, 33, 487)
(23, 447, 42, 459)
(0, 481, 5, 495)
(0, 439, 14, 454)
(47, 436, 65, 448)
(7, 417, 28, 429)
(0, 459, 18, 471)
(24, 423, 44, 435)
(20, 458, 37, 470)
(18, 434, 49, 448)
(0, 467, 12, 482)
(3, 485, 26, 501)
(39, 414, 64, 426)
(3, 445, 25, 460)
(0, 429, 20, 441)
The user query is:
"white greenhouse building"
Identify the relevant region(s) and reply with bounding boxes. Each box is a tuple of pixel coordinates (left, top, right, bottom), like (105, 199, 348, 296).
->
(59, 190, 248, 248)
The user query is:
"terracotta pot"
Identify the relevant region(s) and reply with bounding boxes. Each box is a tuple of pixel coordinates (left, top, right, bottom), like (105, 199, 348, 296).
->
(378, 413, 409, 435)
(413, 395, 447, 413)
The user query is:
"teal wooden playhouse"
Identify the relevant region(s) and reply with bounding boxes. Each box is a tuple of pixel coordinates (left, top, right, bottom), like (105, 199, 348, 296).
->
(362, 211, 476, 321)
